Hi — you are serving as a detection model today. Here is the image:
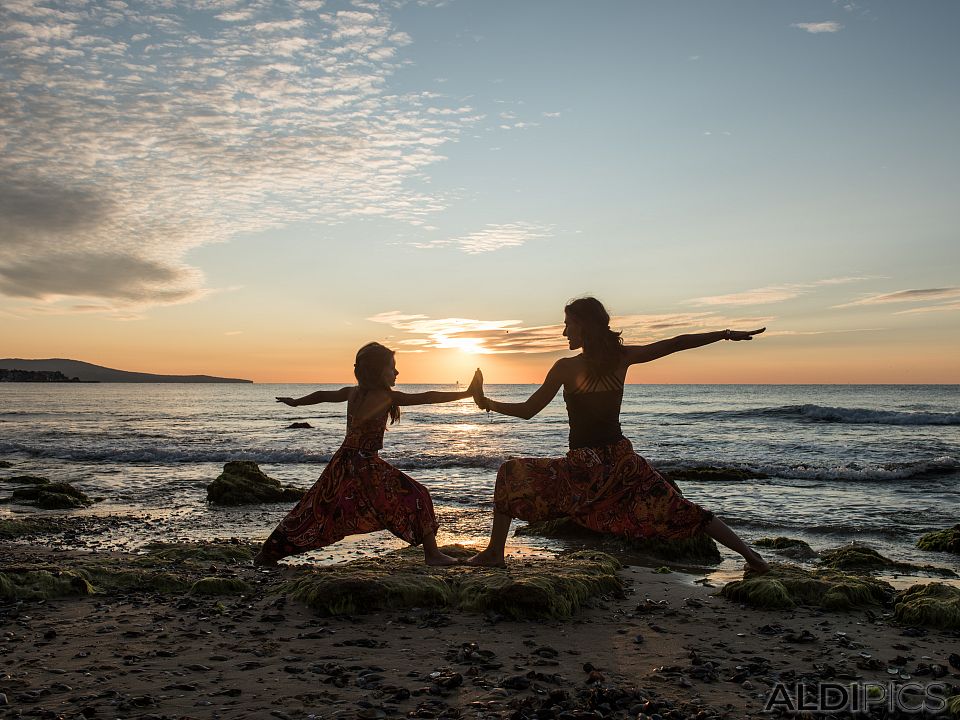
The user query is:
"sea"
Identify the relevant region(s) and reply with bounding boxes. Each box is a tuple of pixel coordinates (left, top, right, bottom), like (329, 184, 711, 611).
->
(1, 383, 958, 581)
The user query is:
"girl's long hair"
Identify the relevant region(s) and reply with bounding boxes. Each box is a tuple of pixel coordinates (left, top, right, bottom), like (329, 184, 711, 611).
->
(353, 342, 400, 424)
(564, 297, 625, 378)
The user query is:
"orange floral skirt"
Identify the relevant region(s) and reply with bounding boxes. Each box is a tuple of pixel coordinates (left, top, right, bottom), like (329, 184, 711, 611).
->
(494, 438, 712, 540)
(261, 448, 439, 561)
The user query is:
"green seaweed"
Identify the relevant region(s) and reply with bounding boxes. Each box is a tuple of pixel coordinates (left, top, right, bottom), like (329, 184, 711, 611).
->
(141, 541, 255, 564)
(947, 695, 960, 718)
(917, 525, 960, 555)
(283, 546, 622, 619)
(0, 518, 49, 538)
(515, 517, 722, 565)
(894, 583, 960, 630)
(79, 566, 190, 594)
(720, 563, 894, 610)
(0, 568, 94, 600)
(189, 577, 251, 595)
(206, 461, 306, 505)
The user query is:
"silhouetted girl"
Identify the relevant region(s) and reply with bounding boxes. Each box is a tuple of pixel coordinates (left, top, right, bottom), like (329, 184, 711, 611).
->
(256, 342, 480, 567)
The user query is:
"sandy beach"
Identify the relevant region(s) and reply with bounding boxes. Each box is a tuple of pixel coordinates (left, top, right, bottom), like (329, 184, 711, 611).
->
(2, 540, 959, 720)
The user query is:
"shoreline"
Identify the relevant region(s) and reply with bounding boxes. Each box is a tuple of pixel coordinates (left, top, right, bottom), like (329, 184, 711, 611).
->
(2, 542, 959, 719)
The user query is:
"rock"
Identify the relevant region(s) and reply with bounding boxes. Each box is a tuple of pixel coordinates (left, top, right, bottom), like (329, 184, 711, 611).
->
(894, 583, 960, 630)
(189, 577, 251, 595)
(10, 482, 93, 509)
(819, 544, 956, 577)
(720, 563, 894, 610)
(917, 525, 960, 554)
(515, 517, 722, 565)
(286, 422, 313, 429)
(0, 474, 48, 484)
(0, 568, 94, 600)
(755, 537, 818, 560)
(284, 545, 623, 619)
(206, 461, 306, 505)
(141, 541, 255, 564)
(660, 466, 769, 482)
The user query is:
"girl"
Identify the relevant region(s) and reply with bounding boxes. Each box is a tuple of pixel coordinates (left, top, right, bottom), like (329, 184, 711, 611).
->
(468, 297, 769, 573)
(255, 342, 481, 567)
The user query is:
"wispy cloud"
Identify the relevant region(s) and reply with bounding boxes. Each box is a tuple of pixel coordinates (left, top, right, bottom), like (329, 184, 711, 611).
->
(690, 277, 870, 307)
(0, 0, 483, 313)
(834, 288, 960, 308)
(412, 222, 553, 254)
(894, 302, 960, 315)
(369, 310, 772, 354)
(791, 21, 844, 33)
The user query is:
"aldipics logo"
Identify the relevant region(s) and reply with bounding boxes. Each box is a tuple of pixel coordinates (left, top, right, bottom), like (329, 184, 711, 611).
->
(763, 681, 951, 715)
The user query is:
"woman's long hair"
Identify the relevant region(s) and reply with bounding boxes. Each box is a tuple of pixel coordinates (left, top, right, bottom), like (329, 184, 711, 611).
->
(564, 297, 624, 378)
(353, 342, 400, 424)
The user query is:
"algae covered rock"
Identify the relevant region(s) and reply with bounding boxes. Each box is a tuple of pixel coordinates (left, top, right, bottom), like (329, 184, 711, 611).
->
(10, 482, 93, 509)
(141, 541, 255, 564)
(819, 544, 956, 577)
(207, 461, 306, 505)
(0, 568, 94, 600)
(284, 546, 623, 619)
(189, 577, 251, 595)
(515, 517, 722, 565)
(917, 525, 960, 555)
(0, 474, 48, 484)
(894, 583, 960, 630)
(755, 537, 817, 560)
(660, 466, 769, 483)
(720, 563, 894, 610)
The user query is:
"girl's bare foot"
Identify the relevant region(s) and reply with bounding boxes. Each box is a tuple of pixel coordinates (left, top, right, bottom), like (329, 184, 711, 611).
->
(253, 551, 278, 567)
(466, 548, 506, 568)
(425, 551, 461, 566)
(744, 550, 770, 575)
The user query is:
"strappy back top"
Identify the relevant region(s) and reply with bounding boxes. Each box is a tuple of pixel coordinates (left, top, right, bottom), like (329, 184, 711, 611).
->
(342, 410, 388, 452)
(563, 372, 625, 450)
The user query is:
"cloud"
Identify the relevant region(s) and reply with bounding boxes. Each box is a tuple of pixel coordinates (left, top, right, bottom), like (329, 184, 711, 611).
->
(412, 222, 552, 254)
(791, 21, 843, 33)
(690, 277, 870, 307)
(894, 302, 960, 315)
(0, 0, 484, 311)
(834, 288, 960, 308)
(368, 310, 772, 354)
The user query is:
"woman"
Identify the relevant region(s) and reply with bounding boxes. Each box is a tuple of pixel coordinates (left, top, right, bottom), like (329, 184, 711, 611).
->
(468, 297, 769, 573)
(256, 342, 481, 567)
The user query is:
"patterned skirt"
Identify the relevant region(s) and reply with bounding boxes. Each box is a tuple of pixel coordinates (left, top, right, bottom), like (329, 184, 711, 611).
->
(260, 447, 439, 561)
(494, 438, 713, 540)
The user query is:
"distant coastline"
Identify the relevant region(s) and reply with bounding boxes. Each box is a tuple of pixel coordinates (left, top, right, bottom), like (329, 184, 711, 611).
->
(0, 358, 252, 384)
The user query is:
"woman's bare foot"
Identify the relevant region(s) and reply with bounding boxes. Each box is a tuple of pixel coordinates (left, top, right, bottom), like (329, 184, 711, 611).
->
(466, 548, 506, 568)
(424, 551, 461, 567)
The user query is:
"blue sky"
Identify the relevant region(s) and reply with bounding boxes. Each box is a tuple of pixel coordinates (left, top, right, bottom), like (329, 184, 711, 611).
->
(1, 0, 958, 381)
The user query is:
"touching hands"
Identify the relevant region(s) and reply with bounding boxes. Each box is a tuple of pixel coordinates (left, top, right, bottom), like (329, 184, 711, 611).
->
(276, 397, 297, 407)
(726, 327, 765, 341)
(468, 369, 490, 411)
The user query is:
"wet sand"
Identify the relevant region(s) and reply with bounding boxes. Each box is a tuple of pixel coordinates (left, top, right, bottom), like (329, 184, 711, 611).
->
(2, 544, 959, 719)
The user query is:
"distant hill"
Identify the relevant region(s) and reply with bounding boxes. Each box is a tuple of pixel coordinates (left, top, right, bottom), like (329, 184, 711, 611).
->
(0, 358, 252, 383)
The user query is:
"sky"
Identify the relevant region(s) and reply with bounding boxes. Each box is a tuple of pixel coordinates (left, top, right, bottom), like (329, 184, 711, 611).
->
(1, 0, 958, 383)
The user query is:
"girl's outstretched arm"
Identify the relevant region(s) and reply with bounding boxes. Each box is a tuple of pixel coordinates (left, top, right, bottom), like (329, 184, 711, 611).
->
(476, 361, 564, 420)
(624, 328, 764, 365)
(391, 369, 483, 407)
(276, 387, 352, 407)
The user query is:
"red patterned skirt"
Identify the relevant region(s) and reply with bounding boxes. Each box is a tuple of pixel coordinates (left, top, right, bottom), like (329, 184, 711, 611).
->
(261, 448, 439, 561)
(494, 438, 712, 540)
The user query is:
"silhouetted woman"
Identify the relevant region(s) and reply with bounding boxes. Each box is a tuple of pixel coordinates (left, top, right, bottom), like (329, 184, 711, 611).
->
(468, 297, 769, 573)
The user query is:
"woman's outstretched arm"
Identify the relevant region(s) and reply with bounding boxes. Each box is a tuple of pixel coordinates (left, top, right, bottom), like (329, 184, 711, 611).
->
(625, 328, 764, 365)
(276, 387, 352, 406)
(391, 369, 483, 407)
(477, 361, 565, 420)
